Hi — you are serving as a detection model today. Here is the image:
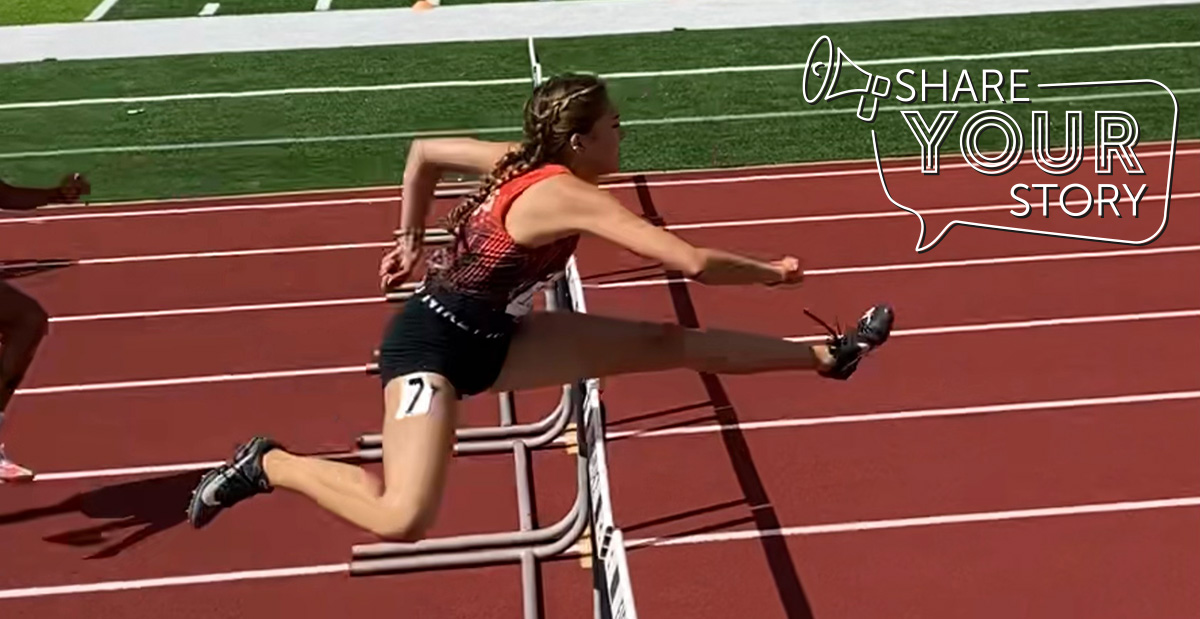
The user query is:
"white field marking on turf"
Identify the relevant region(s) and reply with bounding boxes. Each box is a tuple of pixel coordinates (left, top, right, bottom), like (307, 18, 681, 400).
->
(13, 365, 367, 396)
(603, 388, 1200, 443)
(1, 493, 1197, 598)
(7, 188, 1189, 272)
(624, 496, 1200, 549)
(83, 0, 121, 21)
(0, 126, 519, 160)
(3, 88, 1195, 160)
(590, 242, 1200, 290)
(17, 307, 1198, 397)
(3, 40, 1197, 111)
(0, 78, 529, 111)
(29, 245, 1200, 324)
(0, 144, 1188, 226)
(315, 0, 332, 10)
(199, 3, 220, 16)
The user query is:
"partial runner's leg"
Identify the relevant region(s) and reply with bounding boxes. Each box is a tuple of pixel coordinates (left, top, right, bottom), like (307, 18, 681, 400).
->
(188, 372, 460, 541)
(0, 281, 50, 482)
(492, 304, 892, 393)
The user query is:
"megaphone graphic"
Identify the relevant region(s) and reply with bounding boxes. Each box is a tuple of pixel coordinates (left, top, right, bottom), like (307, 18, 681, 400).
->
(803, 35, 892, 123)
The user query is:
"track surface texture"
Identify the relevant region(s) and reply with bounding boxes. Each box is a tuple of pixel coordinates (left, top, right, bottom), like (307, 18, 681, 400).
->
(0, 142, 1197, 618)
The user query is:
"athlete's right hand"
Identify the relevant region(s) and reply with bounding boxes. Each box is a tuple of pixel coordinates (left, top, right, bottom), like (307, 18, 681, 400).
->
(379, 231, 424, 291)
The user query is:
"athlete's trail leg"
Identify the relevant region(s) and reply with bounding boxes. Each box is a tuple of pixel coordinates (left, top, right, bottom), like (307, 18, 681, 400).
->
(261, 372, 458, 540)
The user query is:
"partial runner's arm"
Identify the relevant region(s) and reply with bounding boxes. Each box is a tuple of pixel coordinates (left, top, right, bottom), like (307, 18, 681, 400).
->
(0, 174, 90, 211)
(530, 175, 803, 287)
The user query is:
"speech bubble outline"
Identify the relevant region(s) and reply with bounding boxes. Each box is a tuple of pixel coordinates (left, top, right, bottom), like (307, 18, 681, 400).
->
(873, 78, 1179, 253)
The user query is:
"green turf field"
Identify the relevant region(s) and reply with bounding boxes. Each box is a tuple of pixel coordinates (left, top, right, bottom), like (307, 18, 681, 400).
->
(0, 0, 102, 26)
(0, 4, 1196, 202)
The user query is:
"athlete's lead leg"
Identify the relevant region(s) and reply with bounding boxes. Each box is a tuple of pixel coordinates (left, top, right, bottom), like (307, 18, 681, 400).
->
(492, 304, 893, 393)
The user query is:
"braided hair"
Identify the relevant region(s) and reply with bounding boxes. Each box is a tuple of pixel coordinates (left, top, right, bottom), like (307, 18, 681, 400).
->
(439, 73, 610, 237)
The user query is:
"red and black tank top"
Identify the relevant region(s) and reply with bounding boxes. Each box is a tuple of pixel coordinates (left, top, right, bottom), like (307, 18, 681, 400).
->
(423, 164, 580, 317)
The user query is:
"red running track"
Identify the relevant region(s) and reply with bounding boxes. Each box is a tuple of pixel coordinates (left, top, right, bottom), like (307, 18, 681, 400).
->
(0, 141, 1197, 618)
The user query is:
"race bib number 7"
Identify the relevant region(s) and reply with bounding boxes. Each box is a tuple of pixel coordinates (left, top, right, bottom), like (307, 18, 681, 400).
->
(396, 373, 438, 419)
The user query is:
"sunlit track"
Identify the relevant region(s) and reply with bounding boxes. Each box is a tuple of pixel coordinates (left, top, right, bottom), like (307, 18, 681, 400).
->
(0, 493, 1196, 600)
(15, 364, 367, 395)
(4, 191, 1194, 271)
(26, 385, 1200, 484)
(590, 243, 1200, 290)
(0, 142, 1187, 225)
(29, 243, 1200, 325)
(5, 133, 1196, 619)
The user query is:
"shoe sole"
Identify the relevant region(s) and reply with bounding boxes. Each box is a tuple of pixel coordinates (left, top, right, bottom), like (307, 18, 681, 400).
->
(186, 467, 226, 529)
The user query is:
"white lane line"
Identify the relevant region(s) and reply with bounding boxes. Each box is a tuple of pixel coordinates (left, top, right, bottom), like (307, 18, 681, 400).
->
(604, 388, 1200, 442)
(785, 308, 1200, 343)
(591, 242, 1200, 290)
(0, 563, 349, 600)
(0, 144, 1186, 225)
(314, 0, 333, 9)
(35, 385, 1200, 484)
(626, 495, 1200, 549)
(198, 3, 220, 16)
(666, 191, 1199, 231)
(0, 196, 394, 225)
(0, 493, 1196, 599)
(77, 241, 390, 265)
(36, 460, 226, 481)
(5, 190, 1196, 274)
(49, 297, 383, 324)
(14, 365, 367, 396)
(20, 305, 1200, 397)
(22, 242, 1200, 325)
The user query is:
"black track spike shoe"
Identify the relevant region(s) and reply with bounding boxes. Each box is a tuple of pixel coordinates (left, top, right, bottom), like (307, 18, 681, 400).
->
(187, 436, 280, 529)
(806, 303, 894, 380)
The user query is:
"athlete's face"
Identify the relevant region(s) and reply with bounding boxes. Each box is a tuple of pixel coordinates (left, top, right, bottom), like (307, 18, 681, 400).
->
(573, 103, 623, 177)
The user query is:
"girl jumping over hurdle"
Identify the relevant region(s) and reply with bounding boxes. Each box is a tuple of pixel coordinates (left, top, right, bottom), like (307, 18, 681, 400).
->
(187, 73, 894, 539)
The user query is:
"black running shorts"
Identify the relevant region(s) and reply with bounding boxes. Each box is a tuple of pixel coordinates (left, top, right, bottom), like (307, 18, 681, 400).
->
(377, 288, 517, 398)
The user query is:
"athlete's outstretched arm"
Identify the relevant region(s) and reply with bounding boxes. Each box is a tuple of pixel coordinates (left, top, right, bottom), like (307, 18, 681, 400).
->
(547, 176, 802, 287)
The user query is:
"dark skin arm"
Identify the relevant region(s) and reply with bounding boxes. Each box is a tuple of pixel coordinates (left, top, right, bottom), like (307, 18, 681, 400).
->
(0, 174, 90, 211)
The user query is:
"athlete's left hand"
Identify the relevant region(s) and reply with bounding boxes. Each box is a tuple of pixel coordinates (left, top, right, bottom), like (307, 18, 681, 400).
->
(54, 173, 90, 203)
(767, 256, 804, 287)
(379, 231, 423, 291)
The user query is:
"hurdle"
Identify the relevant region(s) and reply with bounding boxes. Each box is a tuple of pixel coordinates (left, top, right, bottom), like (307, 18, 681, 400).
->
(349, 258, 637, 618)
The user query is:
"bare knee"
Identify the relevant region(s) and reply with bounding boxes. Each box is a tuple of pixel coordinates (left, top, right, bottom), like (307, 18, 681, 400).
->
(368, 497, 434, 542)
